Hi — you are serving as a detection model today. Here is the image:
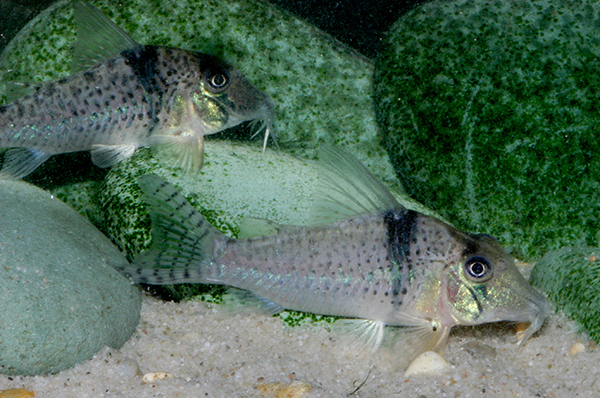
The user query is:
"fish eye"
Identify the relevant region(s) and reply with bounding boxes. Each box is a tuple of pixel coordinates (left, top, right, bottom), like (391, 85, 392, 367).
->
(464, 256, 493, 282)
(206, 71, 229, 90)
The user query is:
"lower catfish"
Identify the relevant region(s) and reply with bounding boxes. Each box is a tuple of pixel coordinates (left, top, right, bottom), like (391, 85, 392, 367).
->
(119, 146, 549, 366)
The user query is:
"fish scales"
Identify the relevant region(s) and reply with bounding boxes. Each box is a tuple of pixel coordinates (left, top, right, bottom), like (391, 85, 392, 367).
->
(219, 213, 406, 319)
(2, 47, 149, 151)
(119, 146, 549, 367)
(214, 210, 444, 322)
(0, 2, 275, 179)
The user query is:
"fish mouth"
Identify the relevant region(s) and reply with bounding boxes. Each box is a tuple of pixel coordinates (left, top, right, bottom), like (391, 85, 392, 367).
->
(510, 287, 550, 347)
(239, 96, 277, 152)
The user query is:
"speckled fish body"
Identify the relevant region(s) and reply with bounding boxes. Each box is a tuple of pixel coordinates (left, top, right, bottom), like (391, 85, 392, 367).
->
(120, 146, 549, 365)
(0, 2, 274, 179)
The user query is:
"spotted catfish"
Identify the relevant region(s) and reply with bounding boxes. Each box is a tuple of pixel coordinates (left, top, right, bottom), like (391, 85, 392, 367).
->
(0, 2, 274, 179)
(119, 146, 549, 366)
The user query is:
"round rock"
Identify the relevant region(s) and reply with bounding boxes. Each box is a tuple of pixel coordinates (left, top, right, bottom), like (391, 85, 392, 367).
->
(0, 180, 141, 376)
(99, 142, 438, 302)
(374, 0, 600, 260)
(530, 246, 600, 342)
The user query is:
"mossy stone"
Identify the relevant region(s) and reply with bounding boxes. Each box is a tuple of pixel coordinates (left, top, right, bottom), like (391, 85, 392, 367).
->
(100, 142, 438, 302)
(0, 180, 141, 376)
(530, 247, 600, 341)
(374, 0, 600, 260)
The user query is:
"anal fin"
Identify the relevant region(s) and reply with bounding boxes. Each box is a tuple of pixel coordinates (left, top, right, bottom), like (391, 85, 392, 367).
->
(0, 148, 51, 179)
(90, 143, 137, 168)
(222, 288, 284, 316)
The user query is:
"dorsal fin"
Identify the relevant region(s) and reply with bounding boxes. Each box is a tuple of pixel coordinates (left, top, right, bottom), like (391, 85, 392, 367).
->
(310, 145, 400, 225)
(72, 2, 138, 73)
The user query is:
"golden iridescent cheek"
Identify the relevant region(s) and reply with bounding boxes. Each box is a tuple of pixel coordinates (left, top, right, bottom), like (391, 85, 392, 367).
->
(191, 90, 228, 130)
(449, 281, 483, 323)
(168, 95, 187, 126)
(482, 273, 526, 310)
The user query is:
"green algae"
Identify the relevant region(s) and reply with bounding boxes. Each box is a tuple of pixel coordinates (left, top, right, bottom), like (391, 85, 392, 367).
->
(374, 0, 600, 261)
(278, 311, 337, 328)
(530, 247, 600, 342)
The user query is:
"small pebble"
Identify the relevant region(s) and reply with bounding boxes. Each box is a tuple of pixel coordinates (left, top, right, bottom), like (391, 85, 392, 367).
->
(116, 358, 140, 378)
(0, 388, 35, 398)
(142, 372, 174, 383)
(178, 331, 202, 342)
(255, 380, 313, 398)
(569, 342, 585, 355)
(404, 351, 450, 377)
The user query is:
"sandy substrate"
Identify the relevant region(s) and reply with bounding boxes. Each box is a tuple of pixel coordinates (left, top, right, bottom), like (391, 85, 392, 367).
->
(0, 293, 597, 398)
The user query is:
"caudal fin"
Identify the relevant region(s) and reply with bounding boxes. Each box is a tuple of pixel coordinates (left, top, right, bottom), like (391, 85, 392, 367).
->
(116, 175, 227, 285)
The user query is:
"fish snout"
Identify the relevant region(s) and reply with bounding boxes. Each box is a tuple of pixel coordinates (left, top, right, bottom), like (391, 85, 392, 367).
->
(510, 286, 550, 345)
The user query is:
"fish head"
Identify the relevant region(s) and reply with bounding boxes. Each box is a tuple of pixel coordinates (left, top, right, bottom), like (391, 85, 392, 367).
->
(443, 231, 549, 344)
(190, 54, 275, 144)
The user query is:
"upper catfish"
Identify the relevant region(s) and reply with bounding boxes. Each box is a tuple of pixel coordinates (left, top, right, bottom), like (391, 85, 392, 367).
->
(0, 2, 274, 179)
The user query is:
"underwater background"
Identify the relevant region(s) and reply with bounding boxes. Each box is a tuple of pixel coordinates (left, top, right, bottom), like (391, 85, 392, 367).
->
(3, 0, 600, 396)
(1, 0, 419, 58)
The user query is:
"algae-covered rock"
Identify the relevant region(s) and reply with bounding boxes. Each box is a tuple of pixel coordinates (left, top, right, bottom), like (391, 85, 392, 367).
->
(100, 143, 316, 300)
(99, 142, 438, 301)
(374, 0, 600, 260)
(0, 180, 141, 376)
(530, 247, 600, 342)
(0, 0, 397, 188)
(100, 143, 316, 257)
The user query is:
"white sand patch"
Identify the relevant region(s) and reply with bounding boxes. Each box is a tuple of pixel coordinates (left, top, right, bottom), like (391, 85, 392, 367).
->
(0, 295, 597, 397)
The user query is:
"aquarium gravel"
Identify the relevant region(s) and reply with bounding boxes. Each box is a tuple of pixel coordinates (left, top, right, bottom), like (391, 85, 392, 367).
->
(0, 294, 598, 397)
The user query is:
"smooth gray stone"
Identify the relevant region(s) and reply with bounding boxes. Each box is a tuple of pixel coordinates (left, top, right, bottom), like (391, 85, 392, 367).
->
(0, 180, 141, 376)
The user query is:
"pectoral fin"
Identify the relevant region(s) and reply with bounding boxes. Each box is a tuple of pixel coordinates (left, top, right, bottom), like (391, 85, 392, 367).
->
(380, 324, 451, 370)
(152, 133, 204, 173)
(0, 148, 51, 180)
(90, 144, 137, 168)
(332, 315, 449, 370)
(333, 319, 386, 354)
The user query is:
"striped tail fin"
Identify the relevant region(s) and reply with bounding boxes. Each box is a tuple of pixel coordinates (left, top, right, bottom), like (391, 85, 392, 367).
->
(116, 175, 227, 285)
